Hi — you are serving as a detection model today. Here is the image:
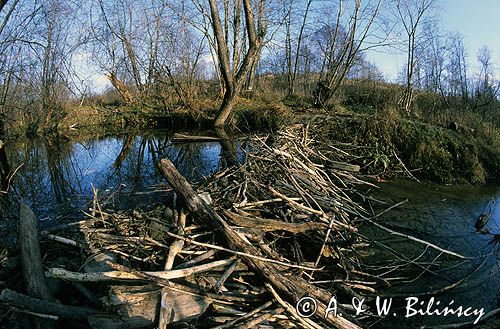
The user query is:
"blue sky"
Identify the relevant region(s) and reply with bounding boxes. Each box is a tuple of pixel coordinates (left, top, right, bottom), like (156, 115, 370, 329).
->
(82, 0, 500, 92)
(366, 0, 500, 81)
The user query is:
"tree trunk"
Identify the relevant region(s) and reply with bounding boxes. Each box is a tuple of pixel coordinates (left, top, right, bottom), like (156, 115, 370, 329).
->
(214, 127, 238, 167)
(0, 144, 9, 191)
(105, 72, 133, 104)
(214, 90, 238, 128)
(208, 0, 264, 128)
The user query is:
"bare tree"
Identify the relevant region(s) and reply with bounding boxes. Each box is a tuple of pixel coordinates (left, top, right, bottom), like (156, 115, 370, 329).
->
(394, 0, 436, 115)
(418, 20, 446, 95)
(157, 0, 208, 110)
(446, 32, 469, 104)
(208, 0, 267, 127)
(0, 0, 19, 140)
(313, 0, 382, 107)
(284, 0, 313, 97)
(0, 0, 15, 191)
(92, 0, 143, 103)
(472, 46, 499, 110)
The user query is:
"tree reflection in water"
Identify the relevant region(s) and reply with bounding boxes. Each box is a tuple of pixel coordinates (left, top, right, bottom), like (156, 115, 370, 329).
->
(5, 131, 242, 220)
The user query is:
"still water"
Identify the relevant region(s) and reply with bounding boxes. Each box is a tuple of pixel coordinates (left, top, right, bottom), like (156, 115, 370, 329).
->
(365, 180, 500, 328)
(5, 131, 243, 222)
(2, 130, 500, 328)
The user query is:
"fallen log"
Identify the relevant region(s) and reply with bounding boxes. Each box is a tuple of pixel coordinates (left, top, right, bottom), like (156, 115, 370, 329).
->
(99, 285, 210, 328)
(224, 210, 326, 234)
(47, 259, 234, 283)
(171, 133, 220, 143)
(0, 288, 100, 321)
(157, 158, 361, 329)
(19, 202, 54, 301)
(328, 161, 360, 173)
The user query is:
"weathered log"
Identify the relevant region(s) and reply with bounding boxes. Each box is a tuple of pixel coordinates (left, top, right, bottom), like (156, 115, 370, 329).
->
(47, 259, 234, 283)
(224, 210, 326, 234)
(19, 202, 54, 301)
(101, 285, 210, 328)
(159, 207, 186, 328)
(171, 133, 220, 143)
(157, 158, 361, 329)
(0, 288, 100, 321)
(328, 161, 360, 173)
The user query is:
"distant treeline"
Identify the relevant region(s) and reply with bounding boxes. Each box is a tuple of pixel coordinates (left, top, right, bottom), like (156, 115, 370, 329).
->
(0, 0, 498, 134)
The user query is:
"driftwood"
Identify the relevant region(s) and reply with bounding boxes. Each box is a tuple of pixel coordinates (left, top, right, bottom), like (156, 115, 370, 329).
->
(0, 288, 100, 321)
(224, 210, 326, 234)
(19, 202, 54, 301)
(328, 160, 360, 172)
(47, 259, 234, 283)
(158, 207, 186, 327)
(171, 133, 220, 143)
(99, 285, 210, 328)
(157, 158, 361, 329)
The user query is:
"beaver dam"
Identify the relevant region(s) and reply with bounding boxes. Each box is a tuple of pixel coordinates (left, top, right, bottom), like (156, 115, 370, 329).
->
(0, 123, 499, 329)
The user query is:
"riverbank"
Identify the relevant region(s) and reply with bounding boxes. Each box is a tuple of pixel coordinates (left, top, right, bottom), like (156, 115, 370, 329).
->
(3, 93, 499, 186)
(54, 101, 291, 137)
(307, 107, 500, 185)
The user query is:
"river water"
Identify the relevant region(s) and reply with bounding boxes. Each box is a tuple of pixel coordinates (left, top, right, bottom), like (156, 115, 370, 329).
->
(2, 130, 499, 328)
(4, 131, 243, 221)
(364, 180, 500, 328)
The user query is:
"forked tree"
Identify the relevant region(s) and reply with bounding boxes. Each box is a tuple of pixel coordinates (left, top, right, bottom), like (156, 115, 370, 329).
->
(394, 0, 436, 115)
(208, 0, 267, 127)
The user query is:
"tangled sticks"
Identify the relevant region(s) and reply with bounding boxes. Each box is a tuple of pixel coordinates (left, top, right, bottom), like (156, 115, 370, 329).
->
(157, 124, 382, 328)
(2, 123, 469, 328)
(155, 123, 468, 328)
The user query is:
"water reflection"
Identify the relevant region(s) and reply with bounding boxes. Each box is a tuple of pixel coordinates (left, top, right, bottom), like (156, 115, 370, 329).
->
(0, 146, 10, 191)
(5, 131, 242, 220)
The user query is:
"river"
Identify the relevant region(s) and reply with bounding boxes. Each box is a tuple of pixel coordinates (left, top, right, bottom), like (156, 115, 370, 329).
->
(365, 180, 500, 328)
(3, 130, 244, 222)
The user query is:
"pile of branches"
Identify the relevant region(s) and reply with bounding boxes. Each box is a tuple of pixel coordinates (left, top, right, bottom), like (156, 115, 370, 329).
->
(0, 123, 468, 329)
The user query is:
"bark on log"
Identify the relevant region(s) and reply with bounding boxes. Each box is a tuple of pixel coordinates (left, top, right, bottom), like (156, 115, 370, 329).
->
(224, 210, 326, 234)
(0, 288, 100, 321)
(157, 158, 361, 329)
(19, 202, 54, 301)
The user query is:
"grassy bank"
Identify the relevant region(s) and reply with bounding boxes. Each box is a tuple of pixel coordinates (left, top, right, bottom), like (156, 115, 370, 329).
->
(316, 108, 499, 185)
(51, 100, 291, 138)
(5, 79, 499, 185)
